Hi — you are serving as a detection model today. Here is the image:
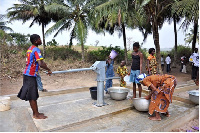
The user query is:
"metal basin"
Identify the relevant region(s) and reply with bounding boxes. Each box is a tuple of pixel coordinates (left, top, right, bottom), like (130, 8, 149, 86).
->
(108, 87, 129, 101)
(188, 90, 199, 104)
(132, 98, 150, 111)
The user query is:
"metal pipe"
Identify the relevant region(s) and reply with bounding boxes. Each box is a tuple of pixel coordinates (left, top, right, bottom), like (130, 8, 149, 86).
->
(50, 68, 93, 74)
(105, 77, 120, 80)
(95, 81, 106, 107)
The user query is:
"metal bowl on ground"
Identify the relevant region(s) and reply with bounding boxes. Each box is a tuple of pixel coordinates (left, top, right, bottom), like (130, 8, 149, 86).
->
(108, 87, 130, 101)
(188, 90, 199, 104)
(132, 98, 150, 111)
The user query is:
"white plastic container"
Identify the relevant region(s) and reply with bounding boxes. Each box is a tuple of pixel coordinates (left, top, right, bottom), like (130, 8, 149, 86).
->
(0, 96, 11, 111)
(109, 50, 118, 59)
(124, 75, 132, 85)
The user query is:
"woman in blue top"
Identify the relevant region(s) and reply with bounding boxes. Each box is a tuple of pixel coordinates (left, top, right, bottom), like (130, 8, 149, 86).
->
(105, 57, 115, 94)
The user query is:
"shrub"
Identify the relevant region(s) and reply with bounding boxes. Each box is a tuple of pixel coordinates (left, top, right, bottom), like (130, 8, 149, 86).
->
(47, 39, 59, 46)
(169, 45, 192, 64)
(86, 46, 125, 63)
(45, 46, 82, 61)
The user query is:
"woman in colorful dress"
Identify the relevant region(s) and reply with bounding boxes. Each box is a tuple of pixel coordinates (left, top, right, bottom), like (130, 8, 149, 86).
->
(147, 48, 157, 75)
(117, 60, 128, 87)
(137, 73, 177, 121)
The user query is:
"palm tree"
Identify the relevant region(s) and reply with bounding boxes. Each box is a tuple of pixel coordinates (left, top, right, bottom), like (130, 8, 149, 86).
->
(172, 0, 199, 52)
(7, 0, 52, 58)
(0, 14, 13, 32)
(134, 0, 173, 74)
(92, 0, 142, 64)
(45, 0, 107, 61)
(184, 28, 199, 45)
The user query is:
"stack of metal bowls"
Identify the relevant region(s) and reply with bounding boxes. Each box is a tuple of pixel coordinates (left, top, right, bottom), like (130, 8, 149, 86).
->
(132, 98, 150, 111)
(188, 90, 199, 104)
(108, 87, 130, 101)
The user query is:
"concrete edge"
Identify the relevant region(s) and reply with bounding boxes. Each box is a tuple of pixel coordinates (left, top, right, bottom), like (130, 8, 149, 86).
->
(151, 105, 199, 132)
(45, 106, 133, 132)
(2, 83, 197, 101)
(172, 96, 197, 105)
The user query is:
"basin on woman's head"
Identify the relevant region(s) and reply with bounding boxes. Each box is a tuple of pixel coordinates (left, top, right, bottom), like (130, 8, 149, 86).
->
(132, 98, 150, 111)
(188, 90, 199, 104)
(108, 87, 130, 101)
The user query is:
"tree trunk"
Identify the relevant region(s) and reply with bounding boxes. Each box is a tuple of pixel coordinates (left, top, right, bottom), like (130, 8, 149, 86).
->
(122, 23, 128, 64)
(172, 15, 177, 68)
(152, 19, 163, 74)
(42, 23, 46, 58)
(192, 20, 198, 53)
(81, 42, 85, 61)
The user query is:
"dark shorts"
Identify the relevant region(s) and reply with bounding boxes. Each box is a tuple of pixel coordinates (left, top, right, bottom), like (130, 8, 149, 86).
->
(17, 75, 39, 101)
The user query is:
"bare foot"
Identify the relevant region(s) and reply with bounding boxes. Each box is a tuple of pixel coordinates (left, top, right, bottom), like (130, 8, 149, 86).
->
(33, 113, 45, 116)
(148, 116, 161, 121)
(33, 114, 48, 119)
(165, 112, 170, 117)
(39, 113, 44, 116)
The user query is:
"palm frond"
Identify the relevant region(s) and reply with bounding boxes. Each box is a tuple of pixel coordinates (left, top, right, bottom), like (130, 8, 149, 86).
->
(45, 17, 71, 36)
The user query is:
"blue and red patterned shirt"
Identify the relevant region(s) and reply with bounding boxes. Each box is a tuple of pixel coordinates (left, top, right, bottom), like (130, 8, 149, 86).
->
(24, 45, 43, 77)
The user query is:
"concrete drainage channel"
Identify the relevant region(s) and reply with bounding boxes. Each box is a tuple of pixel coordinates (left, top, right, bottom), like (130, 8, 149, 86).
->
(0, 81, 199, 132)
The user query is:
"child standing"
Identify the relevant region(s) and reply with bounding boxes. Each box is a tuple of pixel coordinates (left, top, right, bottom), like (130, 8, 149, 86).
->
(105, 57, 115, 94)
(129, 42, 143, 98)
(17, 34, 51, 119)
(117, 60, 128, 87)
(147, 48, 157, 75)
(36, 72, 48, 92)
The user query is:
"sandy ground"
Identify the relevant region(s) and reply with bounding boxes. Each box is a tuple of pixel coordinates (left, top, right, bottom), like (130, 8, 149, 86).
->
(0, 66, 193, 95)
(172, 118, 199, 132)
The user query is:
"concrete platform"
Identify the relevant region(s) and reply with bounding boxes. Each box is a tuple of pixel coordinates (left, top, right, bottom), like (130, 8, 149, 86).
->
(0, 82, 199, 132)
(57, 101, 198, 132)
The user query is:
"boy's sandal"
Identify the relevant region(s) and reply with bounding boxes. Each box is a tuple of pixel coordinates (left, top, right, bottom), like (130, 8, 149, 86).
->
(42, 89, 48, 92)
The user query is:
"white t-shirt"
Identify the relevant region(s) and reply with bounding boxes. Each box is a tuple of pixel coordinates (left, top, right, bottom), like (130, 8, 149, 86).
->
(189, 53, 199, 67)
(165, 56, 171, 64)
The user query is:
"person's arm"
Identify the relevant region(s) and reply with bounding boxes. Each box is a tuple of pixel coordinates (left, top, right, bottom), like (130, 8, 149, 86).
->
(34, 49, 52, 75)
(129, 53, 133, 75)
(139, 52, 143, 74)
(116, 67, 120, 76)
(145, 84, 157, 100)
(38, 60, 51, 75)
(147, 60, 151, 75)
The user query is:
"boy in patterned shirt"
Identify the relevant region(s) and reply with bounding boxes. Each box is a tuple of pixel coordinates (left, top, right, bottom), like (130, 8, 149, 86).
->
(117, 60, 128, 87)
(18, 34, 51, 119)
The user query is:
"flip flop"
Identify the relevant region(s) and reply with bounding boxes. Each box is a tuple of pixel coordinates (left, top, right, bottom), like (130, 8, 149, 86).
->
(192, 126, 199, 131)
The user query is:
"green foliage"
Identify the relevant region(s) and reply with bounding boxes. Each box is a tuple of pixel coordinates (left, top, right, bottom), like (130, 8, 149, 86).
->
(160, 51, 168, 58)
(46, 39, 59, 46)
(7, 0, 51, 27)
(87, 45, 125, 63)
(9, 33, 31, 48)
(169, 45, 192, 63)
(0, 14, 13, 32)
(184, 27, 199, 45)
(0, 29, 13, 44)
(45, 46, 82, 60)
(172, 0, 199, 29)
